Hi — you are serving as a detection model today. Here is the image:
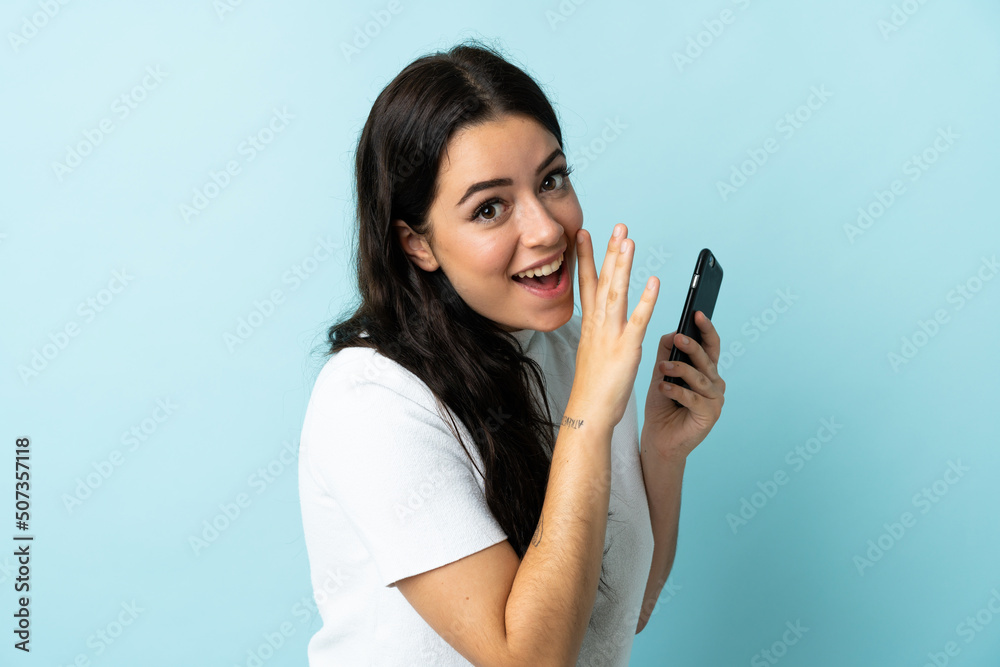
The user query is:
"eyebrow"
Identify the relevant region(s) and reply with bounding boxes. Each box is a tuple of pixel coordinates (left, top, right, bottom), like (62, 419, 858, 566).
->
(455, 148, 565, 208)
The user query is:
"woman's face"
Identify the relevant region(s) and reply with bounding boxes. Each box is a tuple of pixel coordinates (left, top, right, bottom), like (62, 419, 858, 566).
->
(394, 112, 583, 333)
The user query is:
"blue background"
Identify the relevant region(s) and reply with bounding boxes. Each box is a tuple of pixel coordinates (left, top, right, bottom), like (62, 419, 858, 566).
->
(3, 0, 999, 665)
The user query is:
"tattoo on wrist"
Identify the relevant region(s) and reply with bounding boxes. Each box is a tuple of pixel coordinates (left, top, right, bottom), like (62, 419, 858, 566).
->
(531, 513, 544, 547)
(561, 415, 584, 429)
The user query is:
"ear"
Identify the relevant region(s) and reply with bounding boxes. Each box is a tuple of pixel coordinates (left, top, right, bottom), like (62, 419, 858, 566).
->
(392, 219, 439, 272)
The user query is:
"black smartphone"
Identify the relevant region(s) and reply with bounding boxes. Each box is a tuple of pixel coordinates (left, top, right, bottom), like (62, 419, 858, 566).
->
(663, 248, 723, 405)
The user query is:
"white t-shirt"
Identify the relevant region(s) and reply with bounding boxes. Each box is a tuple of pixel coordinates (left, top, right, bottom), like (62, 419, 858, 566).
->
(298, 313, 655, 666)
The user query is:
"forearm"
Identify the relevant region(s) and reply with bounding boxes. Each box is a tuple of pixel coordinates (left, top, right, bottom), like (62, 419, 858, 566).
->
(635, 438, 686, 633)
(505, 393, 616, 666)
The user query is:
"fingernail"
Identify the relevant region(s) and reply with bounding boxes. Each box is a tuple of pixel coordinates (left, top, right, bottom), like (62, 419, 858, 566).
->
(681, 335, 689, 345)
(620, 240, 629, 253)
(613, 224, 623, 238)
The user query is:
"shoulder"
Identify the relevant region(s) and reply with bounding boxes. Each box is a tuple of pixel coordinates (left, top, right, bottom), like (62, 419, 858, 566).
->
(308, 345, 439, 416)
(301, 346, 455, 462)
(300, 346, 481, 493)
(301, 345, 470, 461)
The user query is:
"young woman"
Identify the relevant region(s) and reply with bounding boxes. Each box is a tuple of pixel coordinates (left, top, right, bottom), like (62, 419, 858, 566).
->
(298, 40, 726, 666)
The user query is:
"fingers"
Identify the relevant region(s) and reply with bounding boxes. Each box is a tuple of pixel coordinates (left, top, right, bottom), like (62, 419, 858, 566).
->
(695, 311, 722, 367)
(657, 331, 677, 355)
(672, 328, 721, 384)
(576, 229, 596, 318)
(628, 273, 659, 341)
(658, 376, 700, 408)
(660, 313, 728, 404)
(674, 334, 719, 387)
(658, 373, 723, 417)
(606, 235, 635, 318)
(664, 324, 728, 399)
(579, 224, 658, 342)
(649, 331, 675, 385)
(661, 356, 722, 399)
(594, 225, 626, 317)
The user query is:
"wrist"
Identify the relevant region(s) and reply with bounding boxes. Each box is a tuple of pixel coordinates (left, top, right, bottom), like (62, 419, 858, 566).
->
(640, 434, 690, 466)
(565, 392, 618, 434)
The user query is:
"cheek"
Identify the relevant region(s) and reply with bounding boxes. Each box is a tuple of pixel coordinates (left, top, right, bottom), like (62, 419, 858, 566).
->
(558, 194, 584, 234)
(456, 236, 515, 283)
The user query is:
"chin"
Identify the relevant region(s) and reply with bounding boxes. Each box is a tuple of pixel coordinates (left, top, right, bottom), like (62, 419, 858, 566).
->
(523, 302, 575, 333)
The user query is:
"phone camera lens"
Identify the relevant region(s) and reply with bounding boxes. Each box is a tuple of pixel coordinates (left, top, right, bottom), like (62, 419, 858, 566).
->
(709, 256, 715, 267)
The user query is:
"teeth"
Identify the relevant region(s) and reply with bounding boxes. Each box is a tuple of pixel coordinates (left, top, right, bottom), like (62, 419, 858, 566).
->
(514, 251, 564, 279)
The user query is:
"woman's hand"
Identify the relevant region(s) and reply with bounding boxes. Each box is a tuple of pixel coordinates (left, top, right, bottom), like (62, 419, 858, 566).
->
(571, 224, 659, 428)
(641, 311, 726, 461)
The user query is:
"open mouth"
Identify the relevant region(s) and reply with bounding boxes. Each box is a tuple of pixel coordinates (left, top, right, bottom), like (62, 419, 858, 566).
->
(511, 251, 565, 290)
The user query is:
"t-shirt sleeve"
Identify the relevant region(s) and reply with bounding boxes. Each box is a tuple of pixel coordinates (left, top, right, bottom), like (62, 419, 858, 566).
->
(300, 351, 510, 588)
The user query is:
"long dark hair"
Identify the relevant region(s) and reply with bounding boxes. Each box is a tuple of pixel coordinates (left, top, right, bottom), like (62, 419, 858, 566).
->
(324, 38, 618, 607)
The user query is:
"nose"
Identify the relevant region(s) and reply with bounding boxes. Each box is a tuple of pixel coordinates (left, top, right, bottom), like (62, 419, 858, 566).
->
(516, 197, 566, 247)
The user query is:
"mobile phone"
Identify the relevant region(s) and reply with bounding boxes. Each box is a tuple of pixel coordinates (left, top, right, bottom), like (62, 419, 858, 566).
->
(663, 248, 723, 405)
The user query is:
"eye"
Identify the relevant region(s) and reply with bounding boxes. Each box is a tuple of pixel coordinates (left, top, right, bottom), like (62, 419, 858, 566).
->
(471, 197, 504, 223)
(541, 165, 574, 192)
(469, 164, 575, 224)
